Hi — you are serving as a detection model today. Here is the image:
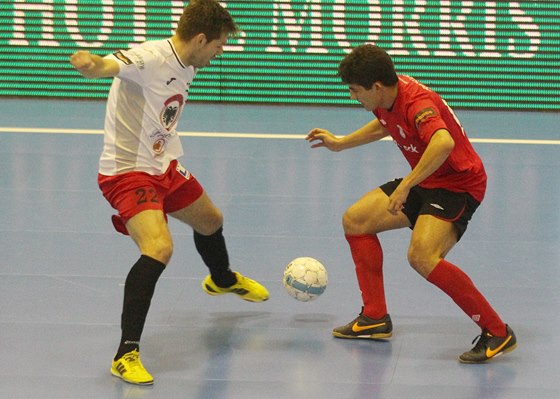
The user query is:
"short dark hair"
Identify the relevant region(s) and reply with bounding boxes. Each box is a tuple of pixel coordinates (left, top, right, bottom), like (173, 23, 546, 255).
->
(176, 0, 238, 42)
(338, 44, 398, 88)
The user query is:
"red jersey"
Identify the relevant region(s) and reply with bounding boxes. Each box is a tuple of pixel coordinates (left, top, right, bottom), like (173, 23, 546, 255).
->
(373, 75, 487, 202)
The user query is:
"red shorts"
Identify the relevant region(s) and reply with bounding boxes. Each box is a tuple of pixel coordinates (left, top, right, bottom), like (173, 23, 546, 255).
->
(98, 160, 204, 234)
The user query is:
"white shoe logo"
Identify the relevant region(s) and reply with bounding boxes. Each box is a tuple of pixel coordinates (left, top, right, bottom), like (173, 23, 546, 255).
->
(430, 203, 444, 210)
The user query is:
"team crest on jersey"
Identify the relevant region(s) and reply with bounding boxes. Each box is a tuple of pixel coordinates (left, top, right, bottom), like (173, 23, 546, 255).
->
(160, 94, 184, 131)
(414, 107, 437, 127)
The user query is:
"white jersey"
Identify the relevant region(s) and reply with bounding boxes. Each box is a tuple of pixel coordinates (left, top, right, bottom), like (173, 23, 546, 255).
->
(99, 39, 196, 175)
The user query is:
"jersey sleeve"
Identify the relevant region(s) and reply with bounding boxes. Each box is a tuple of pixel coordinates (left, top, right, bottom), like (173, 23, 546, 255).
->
(407, 99, 448, 143)
(104, 46, 156, 84)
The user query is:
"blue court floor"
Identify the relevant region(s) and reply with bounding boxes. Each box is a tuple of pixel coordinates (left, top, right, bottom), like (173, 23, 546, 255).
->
(0, 99, 559, 399)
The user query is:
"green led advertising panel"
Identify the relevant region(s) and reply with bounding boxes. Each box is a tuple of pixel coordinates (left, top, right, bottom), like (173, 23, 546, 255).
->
(0, 1, 558, 110)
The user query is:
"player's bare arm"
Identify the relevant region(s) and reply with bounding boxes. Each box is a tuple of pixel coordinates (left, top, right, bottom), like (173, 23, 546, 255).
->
(70, 50, 119, 79)
(306, 118, 389, 152)
(387, 129, 455, 214)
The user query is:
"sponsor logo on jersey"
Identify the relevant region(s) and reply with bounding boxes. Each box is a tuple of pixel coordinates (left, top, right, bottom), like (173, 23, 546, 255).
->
(149, 129, 172, 154)
(176, 163, 191, 179)
(414, 107, 437, 127)
(395, 141, 419, 154)
(396, 124, 407, 138)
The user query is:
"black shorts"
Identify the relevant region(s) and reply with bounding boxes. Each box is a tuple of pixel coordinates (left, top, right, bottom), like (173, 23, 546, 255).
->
(380, 178, 480, 241)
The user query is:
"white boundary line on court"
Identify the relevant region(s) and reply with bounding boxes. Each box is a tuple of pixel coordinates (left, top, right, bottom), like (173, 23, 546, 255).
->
(0, 127, 558, 145)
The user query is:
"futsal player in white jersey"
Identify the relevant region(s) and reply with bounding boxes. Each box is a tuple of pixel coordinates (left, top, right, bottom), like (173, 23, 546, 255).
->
(70, 0, 269, 386)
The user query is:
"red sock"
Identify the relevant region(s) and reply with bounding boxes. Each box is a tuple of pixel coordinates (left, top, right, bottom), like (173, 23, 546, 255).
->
(345, 234, 387, 319)
(427, 259, 507, 336)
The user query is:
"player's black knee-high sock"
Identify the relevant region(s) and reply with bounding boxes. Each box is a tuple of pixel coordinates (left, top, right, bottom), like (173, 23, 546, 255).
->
(115, 255, 166, 360)
(193, 227, 236, 287)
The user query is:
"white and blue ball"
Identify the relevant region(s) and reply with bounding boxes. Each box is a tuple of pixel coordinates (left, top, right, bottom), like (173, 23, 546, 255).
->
(283, 257, 328, 302)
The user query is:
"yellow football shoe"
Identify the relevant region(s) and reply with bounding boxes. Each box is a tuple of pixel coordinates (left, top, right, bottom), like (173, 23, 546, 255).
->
(202, 271, 269, 302)
(111, 349, 154, 386)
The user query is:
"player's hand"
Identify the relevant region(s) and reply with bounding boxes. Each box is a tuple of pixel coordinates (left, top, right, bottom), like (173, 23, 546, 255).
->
(70, 51, 97, 73)
(306, 128, 341, 151)
(387, 183, 409, 215)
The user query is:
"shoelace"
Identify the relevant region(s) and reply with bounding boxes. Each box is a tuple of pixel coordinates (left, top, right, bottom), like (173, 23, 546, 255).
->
(470, 331, 491, 350)
(122, 353, 142, 371)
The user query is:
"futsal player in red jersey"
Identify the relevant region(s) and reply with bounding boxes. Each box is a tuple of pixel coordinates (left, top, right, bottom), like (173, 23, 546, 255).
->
(306, 44, 516, 363)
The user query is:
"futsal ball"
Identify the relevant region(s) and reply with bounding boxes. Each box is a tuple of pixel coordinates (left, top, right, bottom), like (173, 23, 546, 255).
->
(283, 257, 328, 302)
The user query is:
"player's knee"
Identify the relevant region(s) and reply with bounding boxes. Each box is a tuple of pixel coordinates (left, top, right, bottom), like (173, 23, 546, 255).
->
(407, 248, 422, 269)
(407, 243, 438, 278)
(143, 237, 174, 265)
(342, 208, 365, 234)
(211, 208, 224, 230)
(198, 208, 224, 236)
